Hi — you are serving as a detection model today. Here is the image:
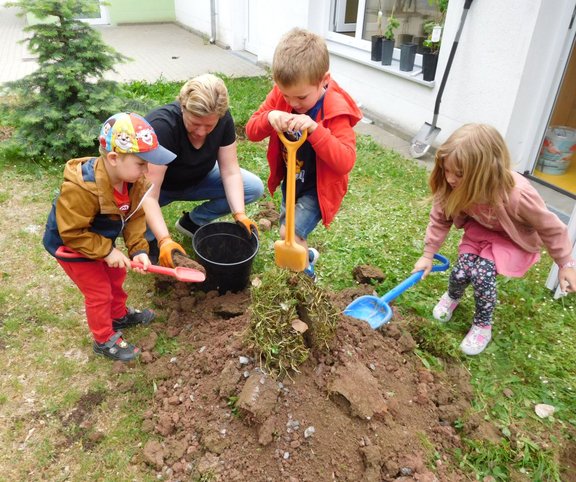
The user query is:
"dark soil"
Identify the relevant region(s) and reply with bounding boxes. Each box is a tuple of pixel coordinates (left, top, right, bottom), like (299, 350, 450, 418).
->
(122, 275, 490, 482)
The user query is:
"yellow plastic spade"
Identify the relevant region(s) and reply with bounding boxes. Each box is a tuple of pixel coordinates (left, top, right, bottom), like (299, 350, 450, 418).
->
(275, 130, 308, 271)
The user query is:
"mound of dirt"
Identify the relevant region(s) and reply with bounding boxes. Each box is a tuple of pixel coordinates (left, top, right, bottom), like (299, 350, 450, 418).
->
(125, 278, 479, 481)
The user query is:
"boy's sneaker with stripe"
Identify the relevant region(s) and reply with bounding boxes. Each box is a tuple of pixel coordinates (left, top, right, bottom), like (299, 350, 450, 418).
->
(93, 332, 140, 362)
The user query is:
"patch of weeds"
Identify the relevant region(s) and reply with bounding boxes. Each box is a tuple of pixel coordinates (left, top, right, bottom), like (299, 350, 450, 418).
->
(408, 315, 462, 360)
(456, 436, 560, 481)
(413, 348, 444, 371)
(32, 438, 58, 471)
(417, 431, 441, 469)
(194, 472, 217, 482)
(154, 334, 179, 356)
(226, 395, 240, 417)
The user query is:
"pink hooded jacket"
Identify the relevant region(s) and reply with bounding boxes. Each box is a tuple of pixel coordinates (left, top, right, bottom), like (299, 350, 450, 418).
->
(424, 172, 574, 267)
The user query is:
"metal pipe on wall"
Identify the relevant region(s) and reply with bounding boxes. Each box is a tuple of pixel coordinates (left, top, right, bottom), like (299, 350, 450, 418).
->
(209, 0, 216, 44)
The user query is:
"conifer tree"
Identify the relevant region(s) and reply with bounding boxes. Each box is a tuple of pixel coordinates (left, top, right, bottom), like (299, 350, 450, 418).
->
(2, 0, 129, 161)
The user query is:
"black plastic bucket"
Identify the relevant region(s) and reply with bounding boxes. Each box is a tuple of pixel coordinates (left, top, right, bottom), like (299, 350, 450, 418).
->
(192, 222, 259, 293)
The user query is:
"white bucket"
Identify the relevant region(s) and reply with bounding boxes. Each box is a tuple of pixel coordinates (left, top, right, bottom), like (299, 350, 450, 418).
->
(537, 126, 576, 175)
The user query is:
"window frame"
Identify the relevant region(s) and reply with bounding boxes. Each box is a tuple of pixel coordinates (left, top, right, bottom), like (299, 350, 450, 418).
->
(325, 0, 439, 86)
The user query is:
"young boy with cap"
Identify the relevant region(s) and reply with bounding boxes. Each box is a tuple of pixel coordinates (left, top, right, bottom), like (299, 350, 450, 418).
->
(43, 112, 183, 361)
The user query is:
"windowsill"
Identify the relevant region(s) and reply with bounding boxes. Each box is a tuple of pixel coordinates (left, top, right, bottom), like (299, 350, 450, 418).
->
(327, 40, 435, 88)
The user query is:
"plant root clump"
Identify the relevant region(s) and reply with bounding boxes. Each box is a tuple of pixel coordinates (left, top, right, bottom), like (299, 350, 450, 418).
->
(247, 267, 338, 376)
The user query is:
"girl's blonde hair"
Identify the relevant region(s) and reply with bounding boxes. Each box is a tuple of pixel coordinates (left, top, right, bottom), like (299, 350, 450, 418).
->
(272, 27, 329, 87)
(429, 123, 515, 218)
(177, 73, 229, 118)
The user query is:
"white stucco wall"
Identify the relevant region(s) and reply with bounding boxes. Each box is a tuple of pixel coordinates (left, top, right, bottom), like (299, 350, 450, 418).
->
(174, 0, 211, 37)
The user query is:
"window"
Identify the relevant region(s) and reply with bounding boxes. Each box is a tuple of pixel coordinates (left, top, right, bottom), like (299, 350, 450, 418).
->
(328, 0, 443, 54)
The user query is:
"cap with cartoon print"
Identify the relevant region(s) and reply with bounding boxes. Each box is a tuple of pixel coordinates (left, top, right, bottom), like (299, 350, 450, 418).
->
(98, 112, 176, 165)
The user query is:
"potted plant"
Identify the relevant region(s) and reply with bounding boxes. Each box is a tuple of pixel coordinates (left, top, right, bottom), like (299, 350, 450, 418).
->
(422, 36, 440, 81)
(421, 0, 447, 80)
(381, 10, 400, 65)
(371, 1, 385, 61)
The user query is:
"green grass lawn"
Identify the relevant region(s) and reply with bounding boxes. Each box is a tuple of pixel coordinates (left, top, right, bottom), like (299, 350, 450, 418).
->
(0, 76, 574, 480)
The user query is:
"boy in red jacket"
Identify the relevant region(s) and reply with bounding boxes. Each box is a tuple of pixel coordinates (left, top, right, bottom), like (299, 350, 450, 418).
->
(246, 27, 362, 280)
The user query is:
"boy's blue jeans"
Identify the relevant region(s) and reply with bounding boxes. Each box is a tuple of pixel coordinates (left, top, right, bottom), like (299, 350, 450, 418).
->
(147, 164, 264, 240)
(279, 191, 322, 240)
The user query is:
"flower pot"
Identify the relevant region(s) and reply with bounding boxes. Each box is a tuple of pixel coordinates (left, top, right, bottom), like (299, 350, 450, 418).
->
(399, 43, 417, 72)
(422, 51, 438, 81)
(381, 38, 395, 66)
(413, 36, 426, 54)
(371, 35, 383, 62)
(397, 34, 413, 48)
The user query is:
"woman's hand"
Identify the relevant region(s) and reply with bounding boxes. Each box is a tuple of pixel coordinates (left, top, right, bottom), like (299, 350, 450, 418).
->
(158, 237, 186, 268)
(233, 212, 258, 237)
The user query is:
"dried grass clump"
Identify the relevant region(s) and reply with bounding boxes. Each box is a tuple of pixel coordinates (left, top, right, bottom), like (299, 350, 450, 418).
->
(247, 267, 339, 376)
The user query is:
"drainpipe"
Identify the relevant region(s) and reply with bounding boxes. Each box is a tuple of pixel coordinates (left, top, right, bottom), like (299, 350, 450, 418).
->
(209, 0, 216, 44)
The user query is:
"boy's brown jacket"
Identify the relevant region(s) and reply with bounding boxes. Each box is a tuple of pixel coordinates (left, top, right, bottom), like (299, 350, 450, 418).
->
(43, 156, 152, 260)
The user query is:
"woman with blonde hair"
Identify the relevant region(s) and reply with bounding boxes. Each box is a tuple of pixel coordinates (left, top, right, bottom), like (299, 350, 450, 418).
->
(413, 123, 576, 355)
(145, 74, 264, 265)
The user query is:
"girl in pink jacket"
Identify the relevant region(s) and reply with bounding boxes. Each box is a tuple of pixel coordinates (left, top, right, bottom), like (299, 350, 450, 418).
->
(413, 124, 576, 355)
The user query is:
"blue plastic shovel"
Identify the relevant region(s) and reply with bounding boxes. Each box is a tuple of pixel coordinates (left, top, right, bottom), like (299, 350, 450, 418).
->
(344, 254, 450, 329)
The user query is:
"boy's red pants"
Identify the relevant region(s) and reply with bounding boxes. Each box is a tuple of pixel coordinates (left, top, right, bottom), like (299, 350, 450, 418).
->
(57, 259, 129, 343)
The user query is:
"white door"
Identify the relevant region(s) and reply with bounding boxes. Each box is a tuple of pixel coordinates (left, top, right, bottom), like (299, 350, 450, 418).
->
(245, 0, 259, 55)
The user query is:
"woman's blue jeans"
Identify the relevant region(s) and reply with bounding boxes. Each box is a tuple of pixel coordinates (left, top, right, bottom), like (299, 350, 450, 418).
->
(146, 165, 264, 241)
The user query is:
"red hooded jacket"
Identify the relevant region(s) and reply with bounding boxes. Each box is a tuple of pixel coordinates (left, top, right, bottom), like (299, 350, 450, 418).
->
(245, 79, 363, 227)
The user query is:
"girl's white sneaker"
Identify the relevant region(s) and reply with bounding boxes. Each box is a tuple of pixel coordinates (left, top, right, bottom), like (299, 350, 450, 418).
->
(433, 292, 460, 322)
(460, 325, 492, 356)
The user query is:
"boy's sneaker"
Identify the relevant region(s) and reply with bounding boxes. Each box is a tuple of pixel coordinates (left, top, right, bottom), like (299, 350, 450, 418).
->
(175, 211, 202, 237)
(433, 292, 460, 322)
(93, 332, 140, 362)
(308, 247, 319, 266)
(303, 248, 319, 281)
(112, 307, 155, 331)
(460, 324, 492, 356)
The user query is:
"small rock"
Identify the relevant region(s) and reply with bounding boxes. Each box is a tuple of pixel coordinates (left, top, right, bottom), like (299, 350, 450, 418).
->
(352, 264, 385, 284)
(535, 403, 555, 418)
(258, 218, 272, 231)
(502, 388, 514, 398)
(304, 426, 315, 438)
(291, 319, 309, 333)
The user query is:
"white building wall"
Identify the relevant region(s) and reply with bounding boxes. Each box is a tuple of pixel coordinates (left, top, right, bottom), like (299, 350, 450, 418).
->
(174, 0, 211, 36)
